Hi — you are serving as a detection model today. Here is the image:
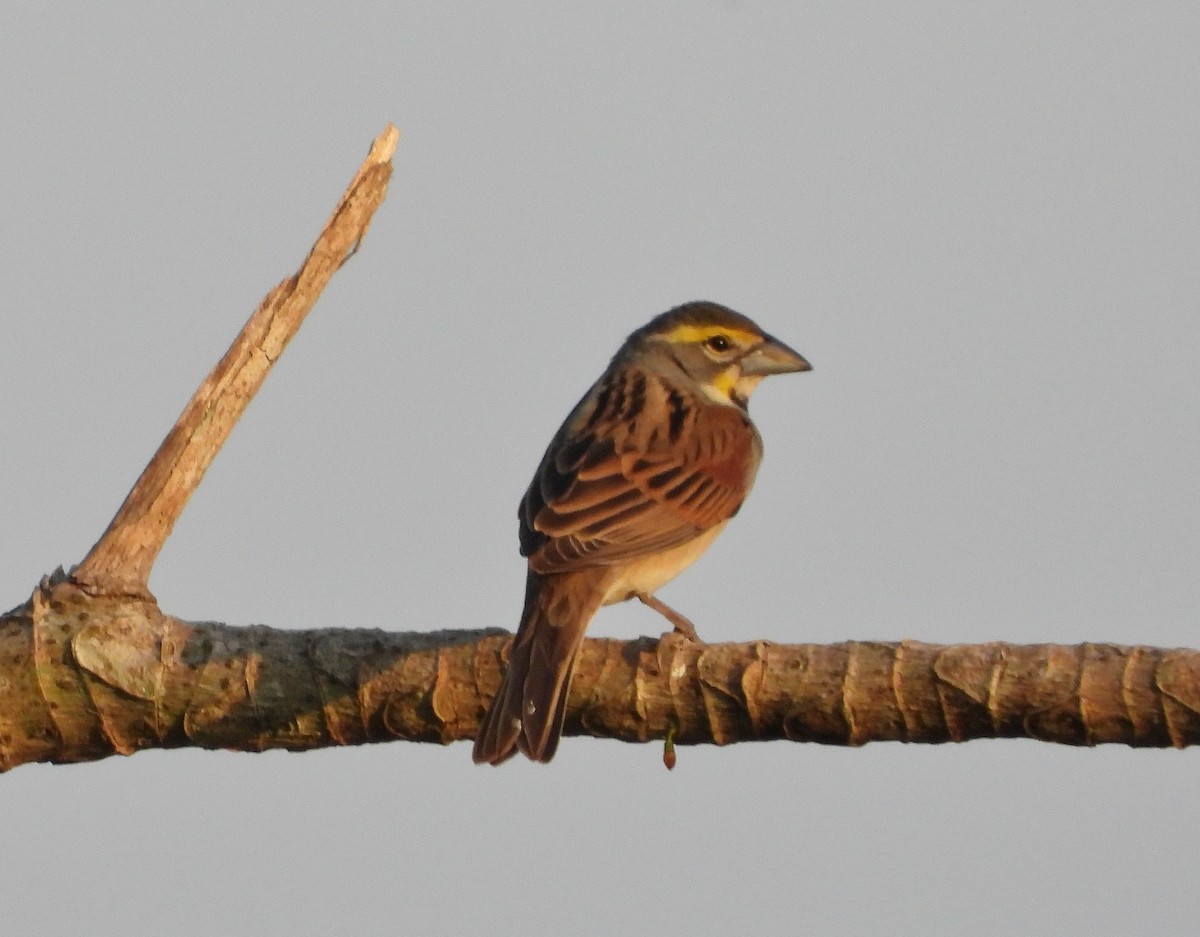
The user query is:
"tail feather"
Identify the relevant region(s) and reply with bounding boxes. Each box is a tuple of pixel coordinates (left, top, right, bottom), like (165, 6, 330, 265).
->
(473, 571, 602, 765)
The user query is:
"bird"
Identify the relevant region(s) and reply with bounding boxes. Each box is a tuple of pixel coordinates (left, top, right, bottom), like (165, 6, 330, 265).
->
(472, 300, 810, 764)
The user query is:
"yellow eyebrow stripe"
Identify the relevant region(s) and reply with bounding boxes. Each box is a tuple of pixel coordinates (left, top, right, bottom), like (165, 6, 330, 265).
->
(663, 324, 758, 344)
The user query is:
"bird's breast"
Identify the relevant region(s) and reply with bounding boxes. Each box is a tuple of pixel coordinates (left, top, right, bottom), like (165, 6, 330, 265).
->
(600, 521, 728, 606)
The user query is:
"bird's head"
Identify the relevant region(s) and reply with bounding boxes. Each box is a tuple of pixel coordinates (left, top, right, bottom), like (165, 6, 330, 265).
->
(626, 301, 811, 409)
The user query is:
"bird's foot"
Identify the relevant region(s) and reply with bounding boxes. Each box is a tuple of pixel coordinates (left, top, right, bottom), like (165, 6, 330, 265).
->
(637, 593, 706, 645)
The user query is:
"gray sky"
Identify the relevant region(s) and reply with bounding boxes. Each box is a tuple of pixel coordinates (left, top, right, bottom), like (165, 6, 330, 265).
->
(2, 4, 1199, 935)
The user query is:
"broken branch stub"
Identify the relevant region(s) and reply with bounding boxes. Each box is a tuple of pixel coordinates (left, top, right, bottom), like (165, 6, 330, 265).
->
(71, 125, 400, 598)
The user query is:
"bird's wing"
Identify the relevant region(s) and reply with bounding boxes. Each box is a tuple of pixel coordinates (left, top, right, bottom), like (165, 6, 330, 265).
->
(520, 372, 760, 575)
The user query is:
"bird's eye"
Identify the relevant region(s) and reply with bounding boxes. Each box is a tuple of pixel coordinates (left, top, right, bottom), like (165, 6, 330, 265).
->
(705, 334, 731, 353)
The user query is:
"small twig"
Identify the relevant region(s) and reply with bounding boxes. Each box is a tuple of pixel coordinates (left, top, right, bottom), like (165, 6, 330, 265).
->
(72, 125, 400, 597)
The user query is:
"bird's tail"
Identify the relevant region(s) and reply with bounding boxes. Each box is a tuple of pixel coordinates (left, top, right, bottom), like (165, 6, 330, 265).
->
(473, 571, 602, 765)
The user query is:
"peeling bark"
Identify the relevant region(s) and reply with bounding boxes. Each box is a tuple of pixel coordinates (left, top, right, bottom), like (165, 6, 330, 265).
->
(2, 573, 1197, 772)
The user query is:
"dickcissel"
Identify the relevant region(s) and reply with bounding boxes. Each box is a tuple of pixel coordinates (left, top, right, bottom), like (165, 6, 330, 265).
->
(473, 300, 810, 764)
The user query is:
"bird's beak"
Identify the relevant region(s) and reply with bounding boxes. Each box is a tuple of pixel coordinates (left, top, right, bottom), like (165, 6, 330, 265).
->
(741, 335, 812, 376)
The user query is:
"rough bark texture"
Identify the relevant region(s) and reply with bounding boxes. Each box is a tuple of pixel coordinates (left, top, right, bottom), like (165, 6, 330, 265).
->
(3, 573, 1198, 772)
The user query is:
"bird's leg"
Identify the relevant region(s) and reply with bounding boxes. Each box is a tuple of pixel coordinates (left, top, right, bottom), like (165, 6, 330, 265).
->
(637, 593, 705, 644)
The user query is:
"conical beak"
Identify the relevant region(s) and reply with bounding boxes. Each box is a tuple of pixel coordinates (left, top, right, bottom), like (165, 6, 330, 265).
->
(741, 334, 812, 376)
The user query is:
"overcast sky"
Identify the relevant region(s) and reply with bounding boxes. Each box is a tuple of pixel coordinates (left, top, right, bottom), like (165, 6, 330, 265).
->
(2, 5, 1199, 935)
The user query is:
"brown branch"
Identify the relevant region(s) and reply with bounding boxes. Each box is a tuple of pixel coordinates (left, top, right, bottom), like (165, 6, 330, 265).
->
(3, 125, 1194, 775)
(2, 574, 1198, 772)
(71, 125, 400, 599)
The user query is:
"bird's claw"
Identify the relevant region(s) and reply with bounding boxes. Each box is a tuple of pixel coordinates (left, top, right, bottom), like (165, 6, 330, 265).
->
(638, 592, 706, 645)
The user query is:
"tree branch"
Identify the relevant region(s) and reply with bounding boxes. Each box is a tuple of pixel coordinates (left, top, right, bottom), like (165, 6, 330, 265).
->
(2, 124, 1195, 774)
(72, 125, 399, 598)
(2, 573, 1198, 771)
